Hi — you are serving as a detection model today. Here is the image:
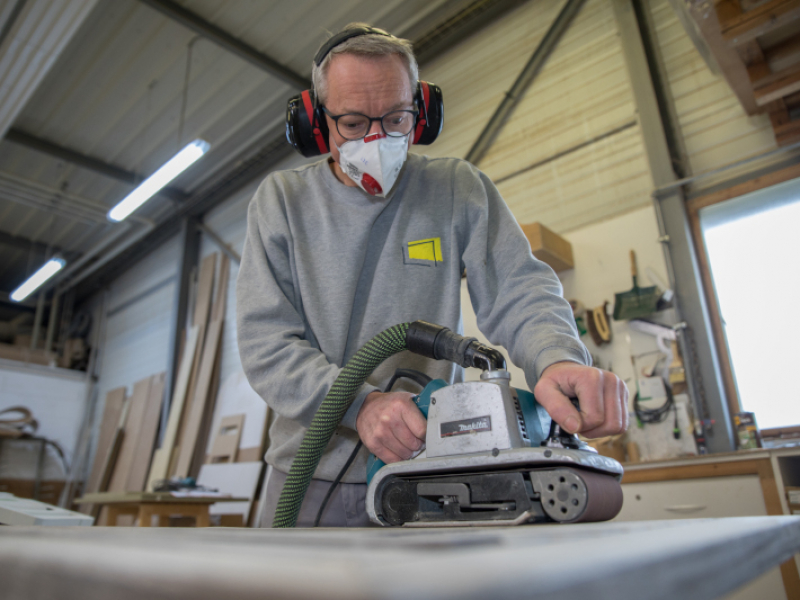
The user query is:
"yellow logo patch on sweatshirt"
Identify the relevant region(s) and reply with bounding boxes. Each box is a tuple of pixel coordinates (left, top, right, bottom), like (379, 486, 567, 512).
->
(404, 237, 443, 266)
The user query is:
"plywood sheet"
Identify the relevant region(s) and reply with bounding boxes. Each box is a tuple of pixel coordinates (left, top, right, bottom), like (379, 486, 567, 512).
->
(193, 254, 216, 329)
(196, 462, 263, 522)
(107, 377, 152, 493)
(173, 318, 223, 479)
(2, 516, 800, 598)
(211, 254, 229, 322)
(207, 414, 244, 464)
(204, 370, 269, 460)
(172, 323, 206, 476)
(147, 326, 200, 490)
(85, 387, 126, 495)
(125, 373, 165, 492)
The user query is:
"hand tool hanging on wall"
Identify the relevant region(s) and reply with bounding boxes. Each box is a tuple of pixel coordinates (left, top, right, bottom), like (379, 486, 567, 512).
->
(613, 250, 659, 320)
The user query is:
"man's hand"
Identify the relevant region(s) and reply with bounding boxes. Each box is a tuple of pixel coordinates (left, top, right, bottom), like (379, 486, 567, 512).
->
(534, 362, 629, 439)
(356, 391, 427, 464)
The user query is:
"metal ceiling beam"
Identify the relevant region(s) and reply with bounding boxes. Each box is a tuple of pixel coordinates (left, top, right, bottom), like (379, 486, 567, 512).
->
(4, 128, 187, 203)
(411, 0, 528, 64)
(0, 229, 72, 259)
(465, 0, 585, 165)
(137, 0, 311, 89)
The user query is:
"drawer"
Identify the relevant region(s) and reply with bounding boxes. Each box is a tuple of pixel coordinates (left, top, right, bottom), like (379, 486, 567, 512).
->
(614, 475, 768, 522)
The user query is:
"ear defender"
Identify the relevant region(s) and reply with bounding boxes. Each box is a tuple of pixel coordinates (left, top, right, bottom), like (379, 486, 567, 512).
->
(286, 89, 329, 158)
(413, 81, 443, 146)
(286, 81, 444, 157)
(285, 27, 444, 157)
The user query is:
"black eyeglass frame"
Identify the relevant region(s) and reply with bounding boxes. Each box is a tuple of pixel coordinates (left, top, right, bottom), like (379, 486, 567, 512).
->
(321, 106, 419, 140)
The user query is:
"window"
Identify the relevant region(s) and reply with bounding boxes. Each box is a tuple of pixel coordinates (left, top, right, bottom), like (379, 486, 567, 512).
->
(699, 177, 800, 429)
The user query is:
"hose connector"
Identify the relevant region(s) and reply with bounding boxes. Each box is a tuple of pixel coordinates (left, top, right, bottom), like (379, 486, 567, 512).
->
(406, 321, 506, 371)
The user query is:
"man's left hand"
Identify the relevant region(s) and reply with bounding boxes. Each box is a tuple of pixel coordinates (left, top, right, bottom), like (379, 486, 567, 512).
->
(533, 362, 629, 439)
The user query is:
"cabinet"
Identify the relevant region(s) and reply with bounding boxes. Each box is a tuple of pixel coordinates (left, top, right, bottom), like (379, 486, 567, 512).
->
(615, 451, 800, 600)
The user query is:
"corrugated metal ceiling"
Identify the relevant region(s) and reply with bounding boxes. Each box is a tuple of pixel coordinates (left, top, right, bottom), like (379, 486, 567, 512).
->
(0, 0, 509, 319)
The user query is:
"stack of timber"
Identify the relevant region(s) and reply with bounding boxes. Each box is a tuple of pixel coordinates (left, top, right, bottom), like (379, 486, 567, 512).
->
(80, 374, 165, 521)
(148, 253, 228, 488)
(82, 252, 231, 524)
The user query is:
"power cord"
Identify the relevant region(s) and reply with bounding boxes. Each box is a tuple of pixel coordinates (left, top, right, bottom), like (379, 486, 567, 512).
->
(313, 368, 432, 527)
(633, 377, 675, 426)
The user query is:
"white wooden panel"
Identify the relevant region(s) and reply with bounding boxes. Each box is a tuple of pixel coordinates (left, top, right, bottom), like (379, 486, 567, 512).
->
(648, 0, 777, 177)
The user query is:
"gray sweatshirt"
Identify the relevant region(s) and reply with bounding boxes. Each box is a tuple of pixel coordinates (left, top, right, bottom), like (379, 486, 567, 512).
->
(236, 153, 589, 482)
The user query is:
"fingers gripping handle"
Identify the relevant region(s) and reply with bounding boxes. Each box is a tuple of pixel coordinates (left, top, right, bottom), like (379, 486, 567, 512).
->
(544, 398, 582, 450)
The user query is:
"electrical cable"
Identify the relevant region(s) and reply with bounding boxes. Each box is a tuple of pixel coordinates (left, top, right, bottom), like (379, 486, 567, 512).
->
(633, 377, 674, 425)
(312, 368, 433, 527)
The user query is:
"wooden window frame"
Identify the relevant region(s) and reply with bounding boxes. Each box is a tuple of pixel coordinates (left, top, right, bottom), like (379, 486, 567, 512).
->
(686, 162, 800, 430)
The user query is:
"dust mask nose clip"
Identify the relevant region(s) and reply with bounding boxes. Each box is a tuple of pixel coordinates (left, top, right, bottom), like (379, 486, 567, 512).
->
(337, 133, 409, 197)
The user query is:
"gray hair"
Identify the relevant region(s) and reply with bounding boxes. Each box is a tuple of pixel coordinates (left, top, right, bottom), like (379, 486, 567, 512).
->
(312, 23, 419, 105)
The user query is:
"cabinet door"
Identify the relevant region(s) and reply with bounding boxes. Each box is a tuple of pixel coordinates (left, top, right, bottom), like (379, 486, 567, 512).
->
(615, 475, 767, 521)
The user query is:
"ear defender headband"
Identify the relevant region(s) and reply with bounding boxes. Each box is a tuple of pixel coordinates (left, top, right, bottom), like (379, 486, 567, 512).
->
(286, 27, 444, 157)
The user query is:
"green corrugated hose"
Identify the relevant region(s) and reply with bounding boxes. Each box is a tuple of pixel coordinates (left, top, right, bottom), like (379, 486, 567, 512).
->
(272, 322, 411, 528)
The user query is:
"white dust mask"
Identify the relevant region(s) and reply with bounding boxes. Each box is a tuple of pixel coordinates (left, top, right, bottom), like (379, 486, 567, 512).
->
(336, 132, 409, 197)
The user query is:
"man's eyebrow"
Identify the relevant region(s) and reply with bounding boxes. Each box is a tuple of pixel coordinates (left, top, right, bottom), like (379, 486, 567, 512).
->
(335, 102, 414, 115)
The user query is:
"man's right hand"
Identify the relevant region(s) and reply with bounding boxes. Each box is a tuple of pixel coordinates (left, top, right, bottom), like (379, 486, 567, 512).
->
(356, 390, 427, 464)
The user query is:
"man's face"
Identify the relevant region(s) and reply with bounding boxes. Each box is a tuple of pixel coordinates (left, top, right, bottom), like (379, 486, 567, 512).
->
(324, 53, 415, 187)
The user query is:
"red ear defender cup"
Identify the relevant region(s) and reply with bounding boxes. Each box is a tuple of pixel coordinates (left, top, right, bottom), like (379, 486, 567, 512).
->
(413, 81, 444, 146)
(286, 80, 443, 155)
(286, 89, 329, 157)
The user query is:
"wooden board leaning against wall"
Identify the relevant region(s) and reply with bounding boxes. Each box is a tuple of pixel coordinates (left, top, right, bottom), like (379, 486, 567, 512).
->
(77, 252, 264, 524)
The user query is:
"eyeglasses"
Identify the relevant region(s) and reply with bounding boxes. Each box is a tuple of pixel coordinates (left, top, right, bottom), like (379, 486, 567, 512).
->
(322, 107, 418, 140)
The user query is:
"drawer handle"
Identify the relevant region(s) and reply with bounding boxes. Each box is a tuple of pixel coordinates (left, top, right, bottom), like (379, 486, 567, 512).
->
(664, 504, 707, 513)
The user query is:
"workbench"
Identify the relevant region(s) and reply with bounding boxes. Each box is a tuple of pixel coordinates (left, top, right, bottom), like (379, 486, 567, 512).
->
(1, 517, 798, 600)
(74, 492, 249, 527)
(616, 447, 800, 598)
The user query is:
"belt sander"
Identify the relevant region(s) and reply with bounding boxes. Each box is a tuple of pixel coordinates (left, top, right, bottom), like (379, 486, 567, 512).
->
(272, 321, 624, 528)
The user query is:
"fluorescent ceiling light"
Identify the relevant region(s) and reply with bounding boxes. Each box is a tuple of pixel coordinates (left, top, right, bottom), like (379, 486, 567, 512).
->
(10, 258, 66, 302)
(108, 139, 210, 222)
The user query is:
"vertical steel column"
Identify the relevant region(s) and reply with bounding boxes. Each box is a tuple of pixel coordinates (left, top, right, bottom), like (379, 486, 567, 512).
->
(44, 292, 60, 354)
(30, 292, 45, 351)
(612, 0, 734, 452)
(160, 216, 200, 443)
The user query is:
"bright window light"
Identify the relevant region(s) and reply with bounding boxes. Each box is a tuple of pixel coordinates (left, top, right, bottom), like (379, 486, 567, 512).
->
(108, 139, 210, 222)
(701, 178, 800, 429)
(10, 258, 66, 302)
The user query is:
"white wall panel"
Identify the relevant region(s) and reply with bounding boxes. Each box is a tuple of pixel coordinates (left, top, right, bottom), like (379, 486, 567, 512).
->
(648, 0, 776, 176)
(95, 235, 180, 404)
(0, 360, 87, 467)
(461, 205, 670, 393)
(200, 152, 313, 394)
(417, 0, 653, 234)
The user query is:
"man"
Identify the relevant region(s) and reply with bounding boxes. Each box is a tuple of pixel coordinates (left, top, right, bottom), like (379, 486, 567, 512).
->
(237, 24, 628, 527)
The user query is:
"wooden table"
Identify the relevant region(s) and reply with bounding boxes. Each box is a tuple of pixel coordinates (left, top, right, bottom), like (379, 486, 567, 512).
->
(1, 516, 798, 599)
(75, 492, 248, 527)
